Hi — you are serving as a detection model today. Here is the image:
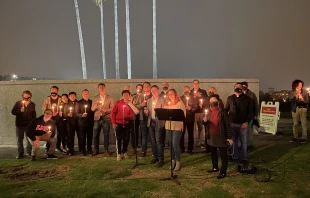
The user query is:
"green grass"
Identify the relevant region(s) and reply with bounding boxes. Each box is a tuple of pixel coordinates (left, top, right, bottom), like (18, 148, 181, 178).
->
(0, 118, 309, 198)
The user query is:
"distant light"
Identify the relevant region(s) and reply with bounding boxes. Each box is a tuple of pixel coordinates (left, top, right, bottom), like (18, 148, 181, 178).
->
(12, 74, 18, 81)
(33, 78, 37, 80)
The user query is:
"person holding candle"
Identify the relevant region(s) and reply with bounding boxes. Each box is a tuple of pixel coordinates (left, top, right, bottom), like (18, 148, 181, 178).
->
(164, 89, 186, 171)
(159, 81, 169, 98)
(288, 80, 309, 144)
(202, 94, 233, 179)
(130, 83, 143, 154)
(11, 90, 36, 159)
(224, 83, 254, 164)
(42, 86, 62, 116)
(64, 92, 81, 156)
(190, 79, 208, 149)
(56, 94, 69, 153)
(135, 82, 152, 158)
(91, 83, 115, 156)
(78, 89, 94, 155)
(26, 109, 57, 161)
(180, 86, 197, 154)
(111, 90, 134, 161)
(144, 85, 166, 167)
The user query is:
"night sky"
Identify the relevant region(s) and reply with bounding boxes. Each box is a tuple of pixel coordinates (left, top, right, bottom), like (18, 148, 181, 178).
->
(0, 0, 309, 91)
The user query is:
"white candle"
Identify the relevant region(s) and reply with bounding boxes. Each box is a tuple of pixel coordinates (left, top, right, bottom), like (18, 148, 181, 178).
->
(164, 95, 166, 99)
(204, 109, 208, 116)
(59, 105, 63, 113)
(186, 97, 189, 106)
(152, 102, 155, 107)
(168, 101, 171, 108)
(52, 106, 55, 113)
(69, 107, 72, 112)
(137, 89, 140, 93)
(22, 100, 25, 108)
(143, 94, 146, 101)
(84, 105, 87, 113)
(48, 126, 51, 132)
(200, 99, 203, 104)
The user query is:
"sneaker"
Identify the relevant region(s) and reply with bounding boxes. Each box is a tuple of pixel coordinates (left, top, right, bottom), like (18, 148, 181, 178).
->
(16, 154, 24, 159)
(62, 148, 68, 154)
(47, 154, 58, 159)
(157, 161, 164, 167)
(139, 152, 146, 158)
(169, 160, 176, 170)
(217, 173, 226, 179)
(207, 168, 219, 173)
(290, 138, 298, 143)
(123, 152, 130, 159)
(56, 148, 63, 153)
(174, 161, 181, 171)
(31, 156, 36, 161)
(150, 158, 159, 164)
(301, 139, 308, 144)
(117, 154, 122, 161)
(200, 144, 205, 149)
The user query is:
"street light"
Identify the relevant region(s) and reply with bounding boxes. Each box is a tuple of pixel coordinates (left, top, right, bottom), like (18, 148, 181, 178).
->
(12, 74, 18, 81)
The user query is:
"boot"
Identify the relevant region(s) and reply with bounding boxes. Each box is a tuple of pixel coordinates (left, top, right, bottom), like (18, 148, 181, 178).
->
(169, 160, 176, 170)
(174, 161, 181, 171)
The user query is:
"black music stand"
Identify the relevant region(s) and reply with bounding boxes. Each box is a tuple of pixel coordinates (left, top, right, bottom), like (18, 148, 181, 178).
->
(132, 113, 146, 169)
(155, 108, 185, 185)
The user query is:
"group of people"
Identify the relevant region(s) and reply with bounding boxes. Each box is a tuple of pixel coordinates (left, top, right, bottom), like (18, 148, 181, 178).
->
(12, 79, 264, 179)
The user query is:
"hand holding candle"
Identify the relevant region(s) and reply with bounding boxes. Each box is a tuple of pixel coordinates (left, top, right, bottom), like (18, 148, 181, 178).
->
(48, 126, 51, 133)
(84, 105, 88, 114)
(59, 105, 63, 113)
(69, 107, 72, 112)
(204, 109, 208, 117)
(186, 97, 189, 106)
(52, 106, 55, 113)
(143, 94, 146, 102)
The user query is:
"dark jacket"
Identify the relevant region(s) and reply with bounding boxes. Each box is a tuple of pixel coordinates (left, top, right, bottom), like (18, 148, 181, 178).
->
(180, 95, 197, 122)
(224, 94, 254, 124)
(11, 100, 36, 127)
(26, 115, 56, 141)
(56, 102, 67, 128)
(244, 89, 259, 117)
(64, 100, 81, 125)
(288, 89, 309, 112)
(78, 99, 94, 127)
(202, 109, 232, 142)
(190, 88, 208, 113)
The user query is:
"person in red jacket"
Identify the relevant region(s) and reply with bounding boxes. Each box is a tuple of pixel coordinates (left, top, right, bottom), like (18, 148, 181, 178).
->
(112, 90, 134, 161)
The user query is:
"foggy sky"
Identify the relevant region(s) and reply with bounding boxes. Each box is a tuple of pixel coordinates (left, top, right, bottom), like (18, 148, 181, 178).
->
(0, 0, 309, 91)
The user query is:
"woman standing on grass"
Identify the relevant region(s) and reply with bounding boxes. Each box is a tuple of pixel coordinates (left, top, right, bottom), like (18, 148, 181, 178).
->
(203, 94, 233, 179)
(164, 89, 186, 171)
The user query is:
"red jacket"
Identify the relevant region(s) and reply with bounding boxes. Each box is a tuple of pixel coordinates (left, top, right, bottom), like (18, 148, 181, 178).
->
(111, 99, 134, 125)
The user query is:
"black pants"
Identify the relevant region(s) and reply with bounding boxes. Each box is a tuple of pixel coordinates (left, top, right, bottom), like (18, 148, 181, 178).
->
(78, 124, 93, 153)
(131, 116, 140, 148)
(56, 125, 68, 149)
(210, 145, 228, 174)
(67, 123, 79, 152)
(16, 126, 32, 155)
(115, 123, 130, 155)
(180, 121, 194, 152)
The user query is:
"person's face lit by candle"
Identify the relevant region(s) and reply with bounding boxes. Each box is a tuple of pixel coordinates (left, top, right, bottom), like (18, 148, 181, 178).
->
(82, 90, 89, 101)
(143, 82, 151, 93)
(61, 95, 68, 103)
(150, 86, 159, 98)
(69, 93, 76, 102)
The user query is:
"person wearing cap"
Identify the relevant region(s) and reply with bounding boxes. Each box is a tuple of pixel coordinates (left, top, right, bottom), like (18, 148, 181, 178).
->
(241, 81, 259, 150)
(26, 109, 57, 161)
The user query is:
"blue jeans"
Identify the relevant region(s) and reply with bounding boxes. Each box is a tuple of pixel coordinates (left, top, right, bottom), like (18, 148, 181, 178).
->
(149, 120, 164, 161)
(231, 123, 248, 161)
(93, 120, 111, 153)
(166, 130, 182, 161)
(140, 120, 149, 153)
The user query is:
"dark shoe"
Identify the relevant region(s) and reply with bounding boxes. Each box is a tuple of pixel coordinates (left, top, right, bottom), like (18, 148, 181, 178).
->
(241, 160, 248, 165)
(68, 151, 75, 156)
(150, 158, 159, 164)
(290, 138, 298, 143)
(26, 153, 31, 158)
(200, 144, 205, 149)
(92, 151, 99, 156)
(87, 151, 92, 155)
(31, 156, 36, 161)
(157, 161, 164, 167)
(301, 139, 308, 144)
(104, 151, 113, 156)
(47, 154, 58, 159)
(188, 150, 193, 155)
(217, 173, 226, 179)
(207, 168, 219, 173)
(180, 149, 185, 153)
(16, 154, 24, 159)
(139, 152, 146, 158)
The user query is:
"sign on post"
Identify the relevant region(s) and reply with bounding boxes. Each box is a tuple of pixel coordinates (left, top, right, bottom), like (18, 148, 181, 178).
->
(258, 101, 280, 135)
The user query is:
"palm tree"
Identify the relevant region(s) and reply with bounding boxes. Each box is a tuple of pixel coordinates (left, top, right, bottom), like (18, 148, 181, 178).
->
(152, 0, 157, 79)
(94, 0, 107, 79)
(114, 0, 120, 79)
(125, 0, 132, 79)
(74, 0, 87, 79)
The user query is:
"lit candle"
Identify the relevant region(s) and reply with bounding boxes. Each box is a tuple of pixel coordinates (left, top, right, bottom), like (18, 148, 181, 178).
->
(152, 102, 155, 107)
(204, 109, 208, 117)
(52, 106, 55, 113)
(186, 97, 189, 106)
(200, 99, 203, 104)
(48, 126, 51, 132)
(69, 107, 72, 112)
(84, 105, 87, 113)
(22, 100, 25, 108)
(59, 105, 63, 113)
(168, 101, 171, 108)
(143, 94, 146, 101)
(164, 95, 166, 99)
(137, 89, 140, 93)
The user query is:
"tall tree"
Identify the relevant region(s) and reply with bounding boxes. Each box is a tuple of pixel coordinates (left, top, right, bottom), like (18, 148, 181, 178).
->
(114, 0, 120, 79)
(74, 0, 87, 79)
(94, 0, 107, 79)
(125, 0, 132, 79)
(152, 0, 157, 78)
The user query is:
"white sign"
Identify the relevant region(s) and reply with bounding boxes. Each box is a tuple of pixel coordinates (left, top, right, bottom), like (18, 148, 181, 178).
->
(258, 101, 280, 135)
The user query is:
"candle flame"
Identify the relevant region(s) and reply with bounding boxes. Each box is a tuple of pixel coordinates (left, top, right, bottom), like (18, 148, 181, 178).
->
(85, 105, 87, 108)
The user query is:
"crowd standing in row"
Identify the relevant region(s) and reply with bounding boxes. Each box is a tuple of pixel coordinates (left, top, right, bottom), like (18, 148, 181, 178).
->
(12, 79, 307, 179)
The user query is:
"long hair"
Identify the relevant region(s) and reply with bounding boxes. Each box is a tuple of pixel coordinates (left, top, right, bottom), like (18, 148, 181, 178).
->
(292, 79, 304, 90)
(164, 89, 181, 106)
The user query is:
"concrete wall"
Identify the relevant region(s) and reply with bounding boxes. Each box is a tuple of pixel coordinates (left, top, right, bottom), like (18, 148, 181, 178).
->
(0, 78, 259, 146)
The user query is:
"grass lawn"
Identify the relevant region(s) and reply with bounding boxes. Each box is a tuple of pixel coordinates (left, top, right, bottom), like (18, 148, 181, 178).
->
(0, 118, 310, 198)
